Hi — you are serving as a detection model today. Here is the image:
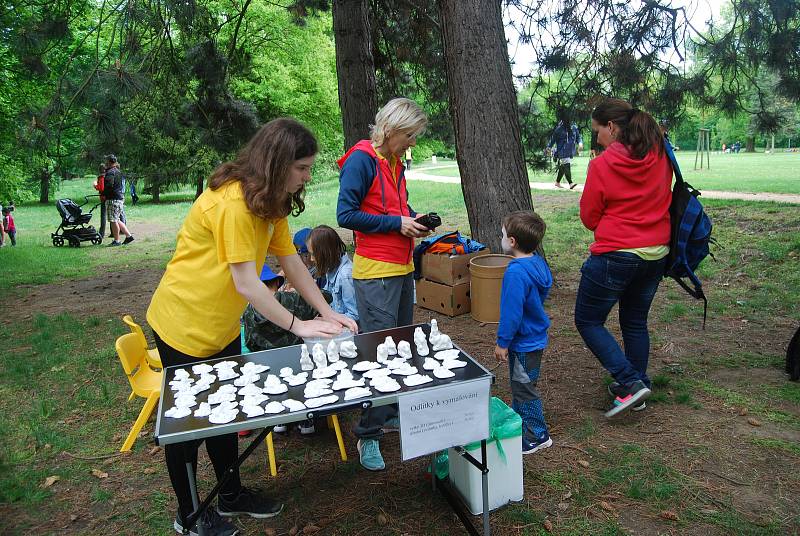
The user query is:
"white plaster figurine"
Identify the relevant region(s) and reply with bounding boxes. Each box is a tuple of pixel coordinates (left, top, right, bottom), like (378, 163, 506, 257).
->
(339, 340, 358, 358)
(397, 340, 412, 359)
(312, 343, 328, 369)
(299, 344, 314, 371)
(383, 336, 398, 355)
(327, 340, 340, 363)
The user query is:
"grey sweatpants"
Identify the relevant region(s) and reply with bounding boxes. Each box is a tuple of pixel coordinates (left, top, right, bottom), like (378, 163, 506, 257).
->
(353, 273, 414, 439)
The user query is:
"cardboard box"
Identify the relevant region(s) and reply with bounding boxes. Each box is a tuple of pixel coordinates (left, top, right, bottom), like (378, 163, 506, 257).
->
(416, 278, 471, 317)
(421, 250, 485, 286)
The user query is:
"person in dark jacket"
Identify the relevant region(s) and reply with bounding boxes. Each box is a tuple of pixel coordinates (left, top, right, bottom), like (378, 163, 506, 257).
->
(548, 116, 583, 189)
(103, 155, 134, 246)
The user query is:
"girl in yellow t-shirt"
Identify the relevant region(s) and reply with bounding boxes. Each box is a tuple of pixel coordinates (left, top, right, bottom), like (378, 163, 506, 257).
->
(147, 118, 358, 534)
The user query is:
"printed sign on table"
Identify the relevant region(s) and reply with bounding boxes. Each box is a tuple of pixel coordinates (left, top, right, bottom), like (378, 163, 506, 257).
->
(398, 378, 490, 461)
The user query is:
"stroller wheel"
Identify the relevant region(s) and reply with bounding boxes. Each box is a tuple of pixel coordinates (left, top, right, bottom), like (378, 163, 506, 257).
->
(53, 236, 65, 247)
(91, 235, 102, 245)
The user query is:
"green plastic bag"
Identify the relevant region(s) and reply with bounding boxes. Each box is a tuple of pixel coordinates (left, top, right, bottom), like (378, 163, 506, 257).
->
(462, 397, 522, 464)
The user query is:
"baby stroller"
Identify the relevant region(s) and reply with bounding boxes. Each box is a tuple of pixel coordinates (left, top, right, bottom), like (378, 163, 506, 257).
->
(52, 196, 103, 247)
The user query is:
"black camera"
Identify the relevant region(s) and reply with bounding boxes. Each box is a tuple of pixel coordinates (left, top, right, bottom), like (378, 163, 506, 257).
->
(416, 212, 442, 230)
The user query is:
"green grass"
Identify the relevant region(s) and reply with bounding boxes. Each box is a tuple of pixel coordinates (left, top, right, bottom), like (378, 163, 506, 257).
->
(750, 438, 800, 456)
(421, 151, 800, 194)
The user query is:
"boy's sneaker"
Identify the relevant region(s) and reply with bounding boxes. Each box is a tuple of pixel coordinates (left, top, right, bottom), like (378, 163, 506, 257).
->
(357, 439, 385, 471)
(272, 424, 287, 434)
(605, 380, 651, 418)
(608, 382, 647, 412)
(123, 235, 135, 245)
(522, 434, 553, 455)
(569, 182, 578, 190)
(554, 182, 563, 188)
(237, 430, 251, 438)
(297, 419, 315, 435)
(174, 509, 239, 536)
(382, 416, 400, 433)
(217, 487, 283, 519)
(108, 240, 122, 247)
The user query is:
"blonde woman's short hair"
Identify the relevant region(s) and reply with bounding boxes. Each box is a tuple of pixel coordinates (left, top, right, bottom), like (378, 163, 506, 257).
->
(370, 98, 428, 146)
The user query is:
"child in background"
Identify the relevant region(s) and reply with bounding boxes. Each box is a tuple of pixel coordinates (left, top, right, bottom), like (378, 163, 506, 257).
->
(2, 207, 16, 246)
(494, 211, 553, 454)
(306, 225, 359, 324)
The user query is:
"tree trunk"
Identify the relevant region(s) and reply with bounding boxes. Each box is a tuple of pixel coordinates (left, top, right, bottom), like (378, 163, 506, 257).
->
(746, 136, 755, 152)
(39, 168, 51, 204)
(195, 175, 204, 200)
(332, 0, 377, 151)
(438, 0, 532, 253)
(152, 182, 161, 203)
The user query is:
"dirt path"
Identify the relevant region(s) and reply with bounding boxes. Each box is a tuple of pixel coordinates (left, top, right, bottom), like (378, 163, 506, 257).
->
(408, 166, 800, 204)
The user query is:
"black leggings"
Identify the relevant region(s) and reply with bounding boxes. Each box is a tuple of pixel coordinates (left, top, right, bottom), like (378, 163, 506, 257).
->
(154, 332, 243, 523)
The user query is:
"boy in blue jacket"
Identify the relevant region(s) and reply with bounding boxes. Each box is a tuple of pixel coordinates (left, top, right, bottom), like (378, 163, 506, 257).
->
(494, 211, 554, 454)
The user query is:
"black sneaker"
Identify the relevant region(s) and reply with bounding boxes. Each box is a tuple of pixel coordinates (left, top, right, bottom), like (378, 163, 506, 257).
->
(108, 240, 122, 247)
(174, 509, 239, 536)
(608, 382, 646, 412)
(218, 487, 284, 519)
(122, 235, 135, 245)
(605, 380, 651, 418)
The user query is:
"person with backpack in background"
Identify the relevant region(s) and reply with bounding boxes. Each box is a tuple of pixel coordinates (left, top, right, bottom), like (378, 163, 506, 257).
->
(103, 155, 134, 246)
(548, 114, 583, 189)
(574, 98, 672, 418)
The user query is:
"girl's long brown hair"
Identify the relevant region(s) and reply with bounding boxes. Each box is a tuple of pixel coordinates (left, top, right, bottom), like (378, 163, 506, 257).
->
(307, 225, 346, 276)
(208, 118, 317, 219)
(591, 98, 664, 160)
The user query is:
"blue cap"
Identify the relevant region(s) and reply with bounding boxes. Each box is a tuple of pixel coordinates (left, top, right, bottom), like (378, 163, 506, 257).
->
(259, 265, 285, 287)
(293, 227, 312, 254)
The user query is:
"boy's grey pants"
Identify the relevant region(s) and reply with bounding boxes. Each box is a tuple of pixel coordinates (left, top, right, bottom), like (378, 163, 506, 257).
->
(353, 273, 414, 440)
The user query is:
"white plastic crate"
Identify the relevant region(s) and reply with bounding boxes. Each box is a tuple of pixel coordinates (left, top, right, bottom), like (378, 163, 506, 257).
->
(448, 434, 524, 515)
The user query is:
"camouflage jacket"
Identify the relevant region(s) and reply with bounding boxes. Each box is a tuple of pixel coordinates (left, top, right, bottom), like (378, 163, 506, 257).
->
(243, 290, 332, 352)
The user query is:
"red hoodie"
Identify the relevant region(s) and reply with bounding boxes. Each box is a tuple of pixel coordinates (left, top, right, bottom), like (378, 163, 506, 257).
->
(580, 141, 672, 255)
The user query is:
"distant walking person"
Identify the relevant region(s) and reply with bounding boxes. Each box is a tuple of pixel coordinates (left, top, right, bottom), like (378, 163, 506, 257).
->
(575, 98, 671, 418)
(404, 147, 412, 170)
(2, 206, 16, 246)
(103, 155, 134, 246)
(549, 115, 583, 189)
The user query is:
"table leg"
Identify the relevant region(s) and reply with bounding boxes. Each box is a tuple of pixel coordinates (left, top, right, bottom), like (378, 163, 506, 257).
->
(185, 461, 206, 536)
(481, 439, 490, 536)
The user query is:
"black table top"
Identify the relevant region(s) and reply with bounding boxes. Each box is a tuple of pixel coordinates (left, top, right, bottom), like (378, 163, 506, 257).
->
(154, 323, 494, 445)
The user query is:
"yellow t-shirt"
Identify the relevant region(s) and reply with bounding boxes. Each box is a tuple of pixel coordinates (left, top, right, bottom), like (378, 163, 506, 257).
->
(147, 181, 296, 357)
(352, 147, 414, 279)
(617, 245, 670, 261)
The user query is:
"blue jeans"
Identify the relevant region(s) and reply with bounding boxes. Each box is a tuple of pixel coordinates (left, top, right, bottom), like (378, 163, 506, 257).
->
(574, 252, 666, 388)
(509, 350, 548, 442)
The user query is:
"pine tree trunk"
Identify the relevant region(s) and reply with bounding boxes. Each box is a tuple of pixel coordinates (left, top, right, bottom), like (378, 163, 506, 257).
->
(746, 136, 755, 152)
(152, 183, 161, 203)
(39, 168, 51, 204)
(438, 0, 532, 253)
(332, 0, 377, 151)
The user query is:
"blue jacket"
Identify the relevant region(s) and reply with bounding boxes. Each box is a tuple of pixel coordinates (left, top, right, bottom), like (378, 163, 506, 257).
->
(319, 253, 359, 322)
(496, 255, 552, 352)
(549, 122, 582, 160)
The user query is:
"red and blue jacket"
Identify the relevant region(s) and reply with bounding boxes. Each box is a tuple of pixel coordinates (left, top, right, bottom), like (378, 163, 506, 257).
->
(336, 140, 417, 265)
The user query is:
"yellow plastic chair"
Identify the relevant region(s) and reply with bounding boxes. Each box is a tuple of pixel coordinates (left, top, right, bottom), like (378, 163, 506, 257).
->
(122, 315, 163, 369)
(116, 333, 163, 452)
(265, 414, 348, 476)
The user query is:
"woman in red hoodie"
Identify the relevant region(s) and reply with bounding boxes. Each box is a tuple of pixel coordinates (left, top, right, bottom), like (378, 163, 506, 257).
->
(574, 98, 672, 418)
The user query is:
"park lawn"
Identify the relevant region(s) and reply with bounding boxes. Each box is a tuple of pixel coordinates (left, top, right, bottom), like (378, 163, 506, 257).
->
(421, 151, 800, 195)
(2, 179, 799, 534)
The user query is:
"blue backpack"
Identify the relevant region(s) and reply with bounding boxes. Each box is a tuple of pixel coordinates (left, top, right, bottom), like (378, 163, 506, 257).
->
(663, 136, 714, 327)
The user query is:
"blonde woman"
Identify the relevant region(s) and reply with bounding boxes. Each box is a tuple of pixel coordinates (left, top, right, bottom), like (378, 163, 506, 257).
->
(336, 97, 429, 471)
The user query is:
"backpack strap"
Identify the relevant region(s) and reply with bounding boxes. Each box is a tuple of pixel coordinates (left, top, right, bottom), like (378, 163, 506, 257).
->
(664, 135, 684, 186)
(672, 276, 708, 328)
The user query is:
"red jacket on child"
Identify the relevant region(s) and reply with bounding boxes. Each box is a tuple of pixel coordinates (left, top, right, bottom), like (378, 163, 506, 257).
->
(580, 141, 672, 255)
